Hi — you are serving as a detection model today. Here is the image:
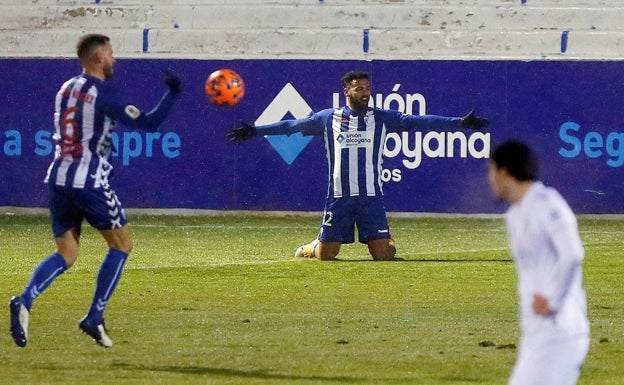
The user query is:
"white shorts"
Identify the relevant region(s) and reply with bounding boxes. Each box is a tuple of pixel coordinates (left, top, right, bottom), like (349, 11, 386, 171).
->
(508, 333, 590, 385)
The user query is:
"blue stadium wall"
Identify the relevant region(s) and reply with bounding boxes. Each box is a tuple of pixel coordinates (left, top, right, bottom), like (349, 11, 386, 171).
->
(1, 58, 623, 214)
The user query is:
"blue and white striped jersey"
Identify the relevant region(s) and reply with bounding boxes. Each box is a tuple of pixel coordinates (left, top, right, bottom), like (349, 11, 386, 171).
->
(45, 74, 176, 189)
(255, 106, 462, 198)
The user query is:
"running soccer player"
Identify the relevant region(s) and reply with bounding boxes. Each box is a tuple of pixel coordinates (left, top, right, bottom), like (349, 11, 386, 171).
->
(488, 140, 590, 385)
(228, 70, 488, 261)
(9, 33, 181, 348)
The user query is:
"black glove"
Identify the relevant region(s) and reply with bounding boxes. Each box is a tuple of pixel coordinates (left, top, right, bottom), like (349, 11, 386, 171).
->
(460, 108, 489, 130)
(164, 70, 182, 95)
(227, 121, 257, 143)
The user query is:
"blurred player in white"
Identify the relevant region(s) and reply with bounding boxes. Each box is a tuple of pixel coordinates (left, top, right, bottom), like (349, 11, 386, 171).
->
(488, 140, 590, 385)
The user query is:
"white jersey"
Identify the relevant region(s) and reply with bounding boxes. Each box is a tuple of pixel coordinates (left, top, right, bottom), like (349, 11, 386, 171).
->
(505, 182, 589, 337)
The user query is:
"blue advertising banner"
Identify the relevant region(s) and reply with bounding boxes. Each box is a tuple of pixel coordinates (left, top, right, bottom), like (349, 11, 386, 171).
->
(1, 59, 623, 213)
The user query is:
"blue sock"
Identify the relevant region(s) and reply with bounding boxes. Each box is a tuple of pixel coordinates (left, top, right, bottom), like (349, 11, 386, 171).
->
(21, 252, 68, 310)
(87, 248, 128, 324)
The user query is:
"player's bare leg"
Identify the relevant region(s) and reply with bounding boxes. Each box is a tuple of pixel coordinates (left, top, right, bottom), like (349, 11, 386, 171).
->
(55, 228, 80, 267)
(317, 241, 341, 261)
(368, 238, 396, 261)
(100, 225, 133, 254)
(295, 239, 341, 260)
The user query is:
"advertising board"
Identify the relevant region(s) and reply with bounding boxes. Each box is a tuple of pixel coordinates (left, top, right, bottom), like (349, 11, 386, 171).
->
(1, 59, 622, 213)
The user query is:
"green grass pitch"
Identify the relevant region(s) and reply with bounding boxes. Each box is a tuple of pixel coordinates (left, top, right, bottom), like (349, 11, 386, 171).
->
(0, 213, 622, 384)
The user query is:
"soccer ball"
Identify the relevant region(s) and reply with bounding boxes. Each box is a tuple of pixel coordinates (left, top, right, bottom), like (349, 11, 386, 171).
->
(205, 69, 245, 106)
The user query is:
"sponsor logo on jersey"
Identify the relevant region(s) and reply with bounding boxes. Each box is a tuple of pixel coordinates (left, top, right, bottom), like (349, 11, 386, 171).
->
(336, 131, 374, 148)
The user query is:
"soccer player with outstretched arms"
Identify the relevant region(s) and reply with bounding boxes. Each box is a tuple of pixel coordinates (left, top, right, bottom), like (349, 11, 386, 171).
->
(228, 70, 488, 261)
(9, 33, 181, 348)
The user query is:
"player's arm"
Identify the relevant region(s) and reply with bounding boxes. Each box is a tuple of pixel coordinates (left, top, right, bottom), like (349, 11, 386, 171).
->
(104, 71, 181, 132)
(541, 208, 585, 314)
(392, 108, 489, 132)
(227, 113, 325, 143)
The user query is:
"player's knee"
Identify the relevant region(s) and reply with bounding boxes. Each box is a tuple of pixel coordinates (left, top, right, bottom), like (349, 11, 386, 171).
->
(372, 249, 395, 261)
(107, 237, 132, 253)
(318, 243, 339, 261)
(101, 226, 133, 253)
(318, 249, 338, 261)
(369, 239, 396, 261)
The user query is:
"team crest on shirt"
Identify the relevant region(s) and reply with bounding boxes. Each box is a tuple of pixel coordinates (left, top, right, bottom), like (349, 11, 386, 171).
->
(124, 105, 141, 119)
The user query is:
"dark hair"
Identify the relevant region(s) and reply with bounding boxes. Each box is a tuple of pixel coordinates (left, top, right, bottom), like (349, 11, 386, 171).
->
(76, 34, 110, 61)
(490, 140, 538, 181)
(341, 70, 369, 88)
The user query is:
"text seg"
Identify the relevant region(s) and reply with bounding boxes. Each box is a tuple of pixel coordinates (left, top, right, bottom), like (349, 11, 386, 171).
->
(559, 122, 624, 167)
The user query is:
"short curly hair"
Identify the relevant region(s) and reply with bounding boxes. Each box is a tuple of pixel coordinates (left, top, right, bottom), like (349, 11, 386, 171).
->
(341, 71, 369, 88)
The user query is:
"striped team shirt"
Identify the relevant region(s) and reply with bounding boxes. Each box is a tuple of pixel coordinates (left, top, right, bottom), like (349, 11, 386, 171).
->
(45, 74, 177, 189)
(256, 106, 462, 198)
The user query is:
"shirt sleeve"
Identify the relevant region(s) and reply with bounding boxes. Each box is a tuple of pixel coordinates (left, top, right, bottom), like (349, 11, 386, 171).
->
(383, 110, 462, 132)
(542, 197, 585, 312)
(100, 84, 178, 132)
(255, 110, 327, 136)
